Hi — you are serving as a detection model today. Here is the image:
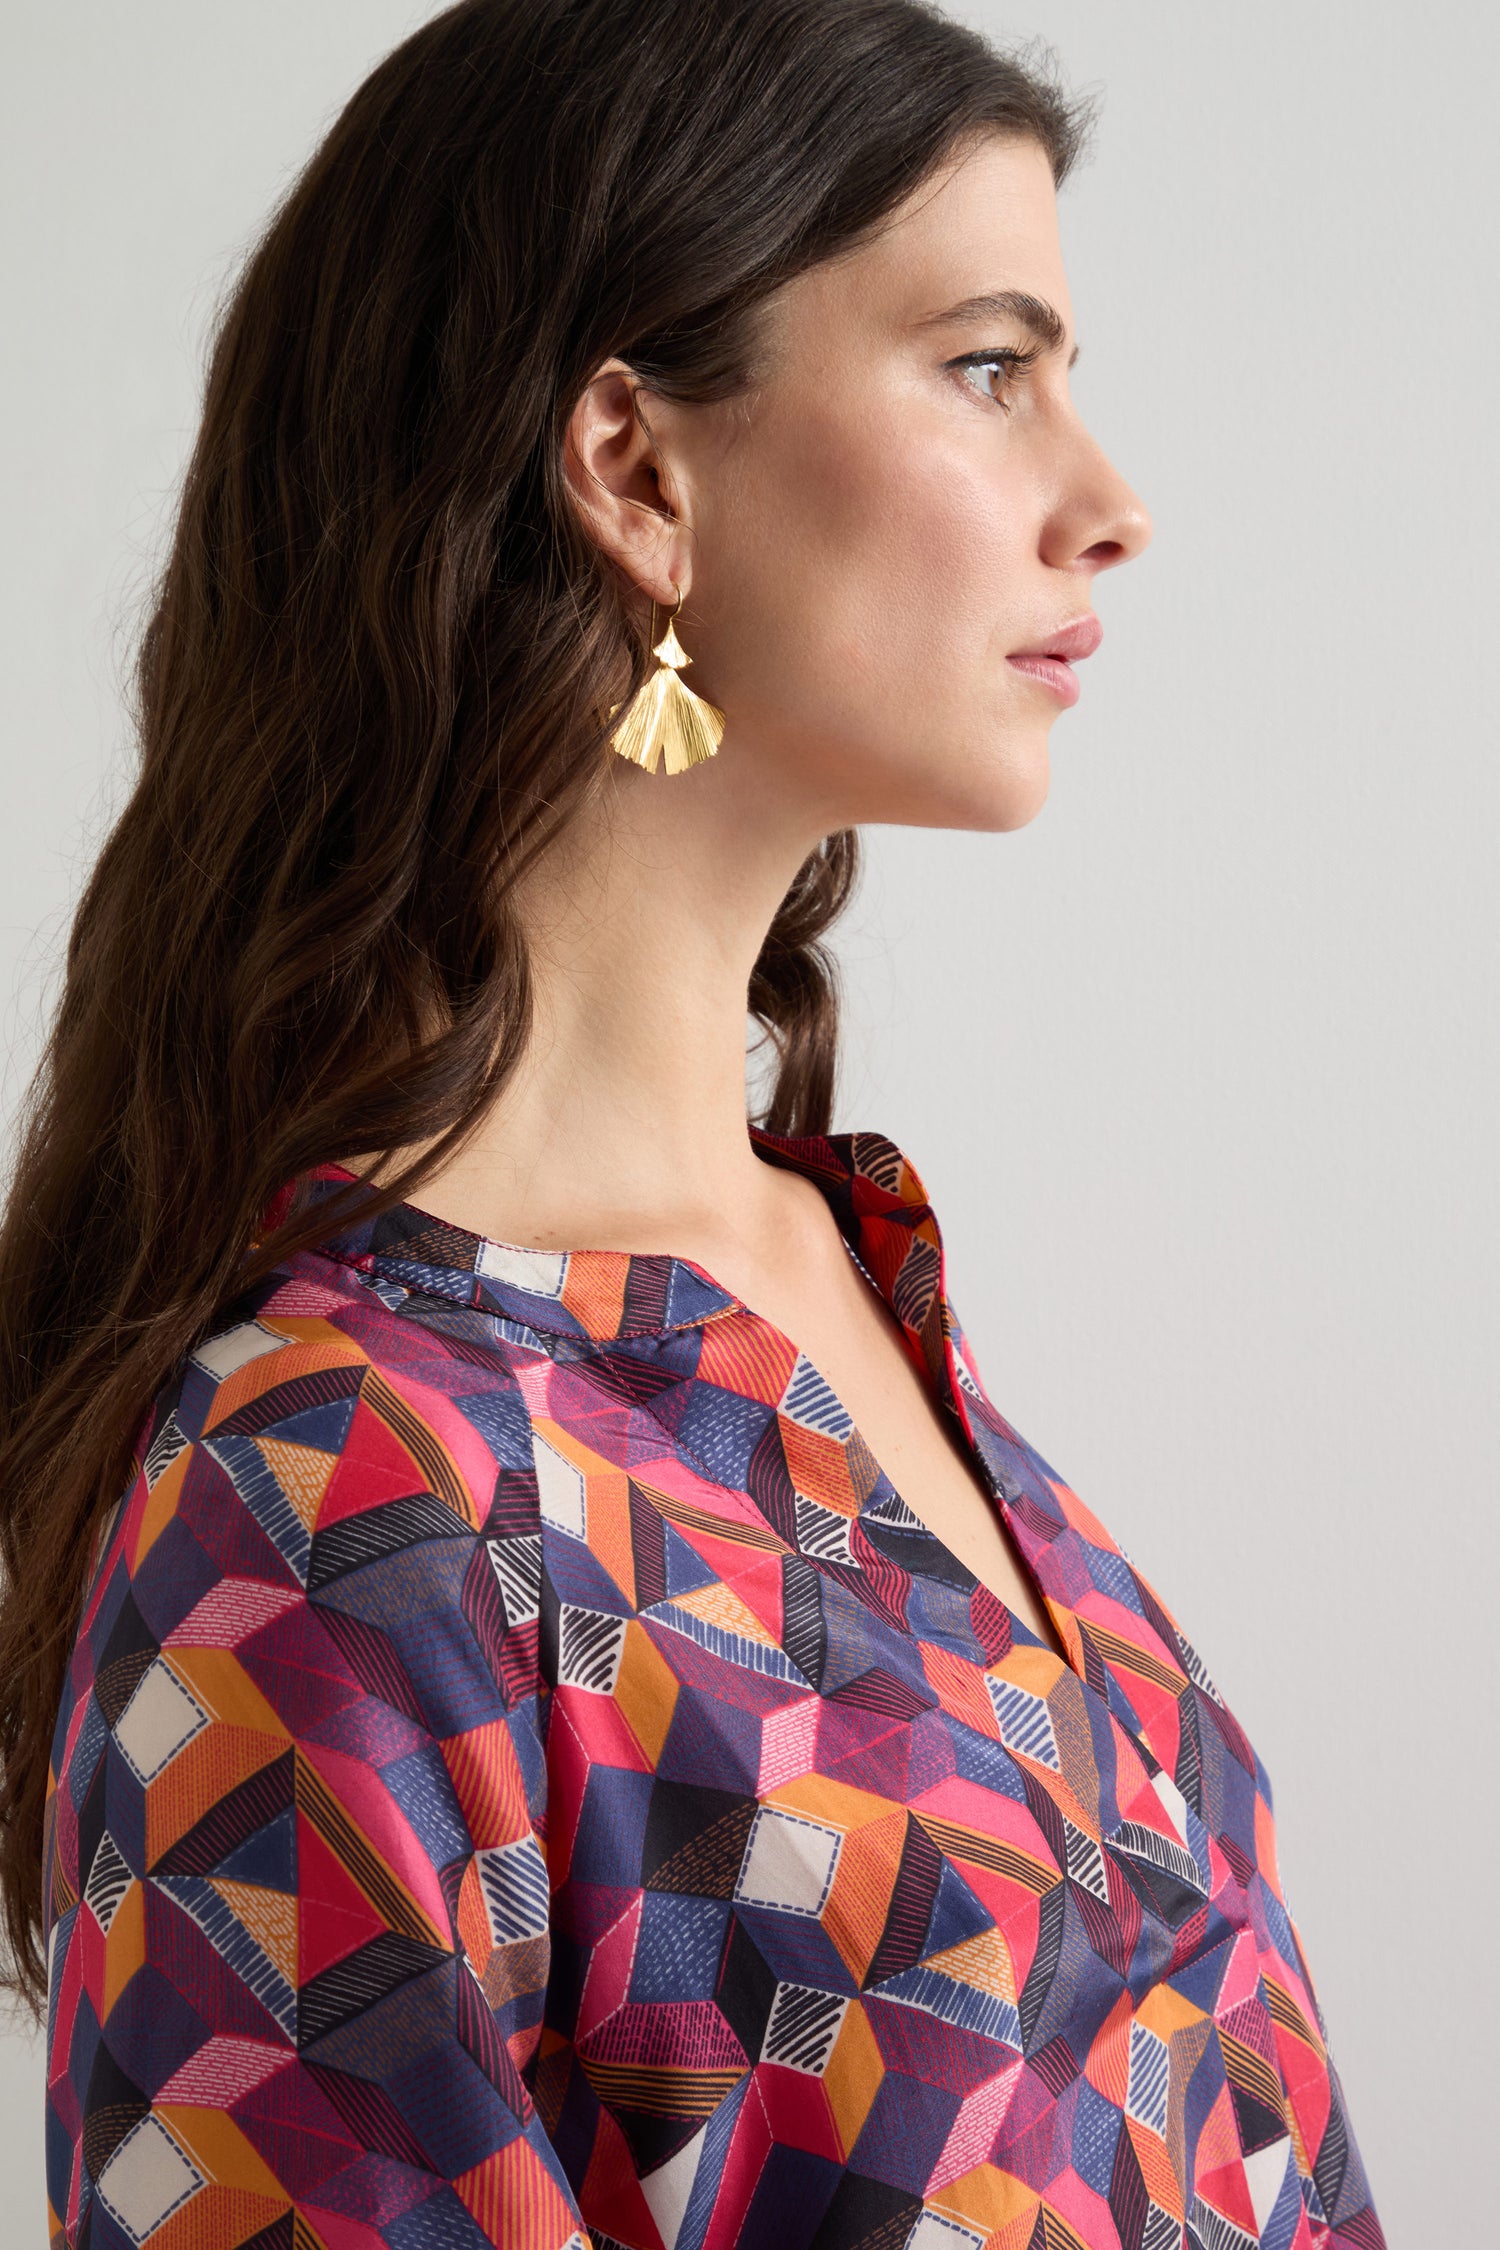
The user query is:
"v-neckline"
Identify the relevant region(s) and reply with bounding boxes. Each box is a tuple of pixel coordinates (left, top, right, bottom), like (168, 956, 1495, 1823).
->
(277, 1124, 1080, 1676)
(740, 1130, 1073, 1664)
(730, 1164, 1073, 1668)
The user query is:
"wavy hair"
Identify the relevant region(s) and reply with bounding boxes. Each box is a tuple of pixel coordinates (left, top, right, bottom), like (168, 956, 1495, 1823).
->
(0, 0, 1093, 2000)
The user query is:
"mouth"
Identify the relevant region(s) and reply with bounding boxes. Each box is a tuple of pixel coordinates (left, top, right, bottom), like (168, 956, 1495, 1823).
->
(1004, 613, 1102, 710)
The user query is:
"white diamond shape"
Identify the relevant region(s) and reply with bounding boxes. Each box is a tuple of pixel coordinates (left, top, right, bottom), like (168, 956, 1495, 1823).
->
(190, 1321, 286, 1379)
(533, 1436, 586, 1539)
(1245, 2134, 1293, 2234)
(477, 1239, 568, 1297)
(114, 1659, 208, 1785)
(95, 2115, 203, 2243)
(641, 2116, 708, 2250)
(1152, 1769, 1192, 1842)
(735, 1805, 842, 1917)
(905, 2214, 986, 2250)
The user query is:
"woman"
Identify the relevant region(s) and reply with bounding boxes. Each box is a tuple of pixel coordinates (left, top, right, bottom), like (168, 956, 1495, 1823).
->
(0, 3, 1383, 2245)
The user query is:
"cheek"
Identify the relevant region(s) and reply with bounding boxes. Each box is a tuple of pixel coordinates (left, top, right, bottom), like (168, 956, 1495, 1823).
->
(843, 454, 1027, 686)
(713, 405, 1029, 737)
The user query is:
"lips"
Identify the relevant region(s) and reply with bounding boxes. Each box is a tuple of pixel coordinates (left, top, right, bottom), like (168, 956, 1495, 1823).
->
(1008, 614, 1103, 664)
(1004, 612, 1102, 709)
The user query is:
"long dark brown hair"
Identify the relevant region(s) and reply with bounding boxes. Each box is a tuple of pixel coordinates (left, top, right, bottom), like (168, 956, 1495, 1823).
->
(0, 0, 1092, 2001)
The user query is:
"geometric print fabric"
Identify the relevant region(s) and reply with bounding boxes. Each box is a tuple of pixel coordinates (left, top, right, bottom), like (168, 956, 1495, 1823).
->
(42, 1125, 1384, 2249)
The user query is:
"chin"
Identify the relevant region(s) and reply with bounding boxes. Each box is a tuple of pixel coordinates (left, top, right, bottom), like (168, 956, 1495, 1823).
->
(898, 730, 1052, 834)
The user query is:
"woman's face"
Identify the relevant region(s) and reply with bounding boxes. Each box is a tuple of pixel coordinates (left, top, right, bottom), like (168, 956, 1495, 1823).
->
(629, 130, 1152, 839)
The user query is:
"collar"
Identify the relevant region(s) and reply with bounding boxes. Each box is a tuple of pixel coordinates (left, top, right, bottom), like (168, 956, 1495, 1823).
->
(268, 1126, 950, 1371)
(262, 1139, 1115, 1682)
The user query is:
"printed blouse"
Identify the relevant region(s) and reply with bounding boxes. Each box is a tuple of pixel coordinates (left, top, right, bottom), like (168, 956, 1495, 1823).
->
(41, 1126, 1383, 2250)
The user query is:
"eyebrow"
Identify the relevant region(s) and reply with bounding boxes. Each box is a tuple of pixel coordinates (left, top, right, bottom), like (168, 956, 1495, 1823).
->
(913, 289, 1080, 368)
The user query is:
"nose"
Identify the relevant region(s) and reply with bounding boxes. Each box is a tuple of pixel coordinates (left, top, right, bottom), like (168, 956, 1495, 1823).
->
(1044, 423, 1153, 575)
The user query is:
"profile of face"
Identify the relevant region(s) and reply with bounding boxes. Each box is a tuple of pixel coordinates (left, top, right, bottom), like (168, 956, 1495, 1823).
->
(567, 130, 1152, 847)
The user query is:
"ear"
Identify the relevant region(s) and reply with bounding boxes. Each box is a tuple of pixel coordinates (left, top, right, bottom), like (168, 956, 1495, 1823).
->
(562, 359, 691, 606)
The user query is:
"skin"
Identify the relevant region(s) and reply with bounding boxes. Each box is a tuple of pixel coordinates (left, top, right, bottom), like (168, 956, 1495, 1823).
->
(347, 131, 1151, 1654)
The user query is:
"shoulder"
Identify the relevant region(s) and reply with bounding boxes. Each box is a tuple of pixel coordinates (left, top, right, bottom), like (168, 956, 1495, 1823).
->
(171, 1244, 555, 1536)
(64, 1250, 567, 1764)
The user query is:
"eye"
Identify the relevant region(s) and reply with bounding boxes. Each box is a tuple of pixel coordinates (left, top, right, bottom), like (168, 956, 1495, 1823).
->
(951, 343, 1042, 413)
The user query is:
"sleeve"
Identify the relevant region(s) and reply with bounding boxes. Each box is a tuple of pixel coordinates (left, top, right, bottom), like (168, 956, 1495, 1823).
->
(43, 1312, 589, 2250)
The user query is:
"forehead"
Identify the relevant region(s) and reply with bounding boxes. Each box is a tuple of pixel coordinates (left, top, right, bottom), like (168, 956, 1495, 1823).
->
(767, 134, 1070, 347)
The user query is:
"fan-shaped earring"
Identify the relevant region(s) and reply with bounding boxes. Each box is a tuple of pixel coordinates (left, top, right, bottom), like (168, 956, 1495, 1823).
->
(607, 584, 726, 775)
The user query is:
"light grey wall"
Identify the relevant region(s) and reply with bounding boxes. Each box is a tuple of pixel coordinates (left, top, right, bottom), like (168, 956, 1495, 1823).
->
(3, 4, 1494, 2243)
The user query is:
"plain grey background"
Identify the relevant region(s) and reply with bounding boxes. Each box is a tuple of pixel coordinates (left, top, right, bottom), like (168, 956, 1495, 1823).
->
(3, 3, 1495, 2241)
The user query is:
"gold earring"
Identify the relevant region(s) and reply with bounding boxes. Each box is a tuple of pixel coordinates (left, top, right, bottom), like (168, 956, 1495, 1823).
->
(607, 584, 725, 775)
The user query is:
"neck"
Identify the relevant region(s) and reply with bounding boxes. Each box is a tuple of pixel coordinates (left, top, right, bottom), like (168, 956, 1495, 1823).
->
(397, 748, 833, 1258)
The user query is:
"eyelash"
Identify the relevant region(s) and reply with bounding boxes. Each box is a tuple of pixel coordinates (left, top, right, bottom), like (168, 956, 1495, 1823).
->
(951, 343, 1043, 412)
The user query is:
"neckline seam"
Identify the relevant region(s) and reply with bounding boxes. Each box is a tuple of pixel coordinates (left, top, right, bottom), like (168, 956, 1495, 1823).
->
(304, 1239, 751, 1339)
(286, 1125, 934, 1342)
